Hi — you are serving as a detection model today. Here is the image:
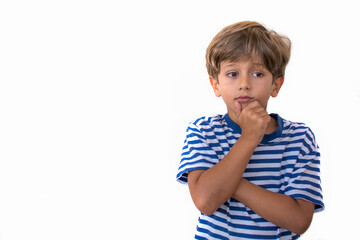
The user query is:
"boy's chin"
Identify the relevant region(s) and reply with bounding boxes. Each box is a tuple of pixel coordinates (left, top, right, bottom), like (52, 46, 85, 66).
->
(239, 102, 249, 110)
(237, 102, 251, 112)
(231, 101, 268, 113)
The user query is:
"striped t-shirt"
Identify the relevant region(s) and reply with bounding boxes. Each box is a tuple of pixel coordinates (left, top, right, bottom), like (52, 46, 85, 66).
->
(177, 113, 324, 239)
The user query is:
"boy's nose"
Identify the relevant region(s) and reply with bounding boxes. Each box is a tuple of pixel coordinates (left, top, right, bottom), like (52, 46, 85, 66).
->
(238, 76, 251, 91)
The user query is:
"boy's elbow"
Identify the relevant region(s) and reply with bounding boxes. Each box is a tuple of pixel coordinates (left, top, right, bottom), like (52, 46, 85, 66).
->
(197, 206, 217, 216)
(194, 196, 218, 216)
(292, 213, 313, 235)
(200, 206, 217, 216)
(291, 200, 314, 235)
(293, 222, 311, 235)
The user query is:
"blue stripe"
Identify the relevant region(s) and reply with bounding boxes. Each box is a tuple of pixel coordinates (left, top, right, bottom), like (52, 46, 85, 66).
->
(290, 194, 324, 209)
(181, 151, 218, 162)
(248, 158, 283, 164)
(193, 117, 206, 125)
(228, 230, 280, 239)
(296, 158, 320, 165)
(258, 184, 282, 189)
(293, 179, 321, 189)
(197, 224, 229, 240)
(291, 179, 321, 188)
(187, 132, 207, 141)
(295, 164, 320, 173)
(187, 139, 206, 145)
(216, 207, 269, 223)
(285, 186, 323, 198)
(252, 149, 287, 155)
(229, 222, 277, 231)
(245, 167, 282, 173)
(195, 235, 209, 240)
(245, 175, 283, 182)
(199, 218, 228, 233)
(290, 172, 321, 181)
(278, 230, 294, 238)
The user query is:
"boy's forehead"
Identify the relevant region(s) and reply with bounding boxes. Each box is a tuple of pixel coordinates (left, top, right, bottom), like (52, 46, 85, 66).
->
(221, 58, 265, 68)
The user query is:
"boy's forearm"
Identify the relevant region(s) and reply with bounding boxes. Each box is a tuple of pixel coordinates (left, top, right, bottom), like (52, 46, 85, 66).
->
(188, 136, 257, 215)
(232, 179, 315, 235)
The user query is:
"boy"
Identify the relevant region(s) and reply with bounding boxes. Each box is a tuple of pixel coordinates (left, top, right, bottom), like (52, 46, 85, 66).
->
(176, 21, 324, 239)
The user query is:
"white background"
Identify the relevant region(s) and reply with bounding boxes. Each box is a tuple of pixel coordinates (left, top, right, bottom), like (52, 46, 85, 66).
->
(1, 0, 359, 239)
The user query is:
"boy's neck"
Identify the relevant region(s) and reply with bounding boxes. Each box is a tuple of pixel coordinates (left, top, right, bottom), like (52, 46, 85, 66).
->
(265, 116, 278, 135)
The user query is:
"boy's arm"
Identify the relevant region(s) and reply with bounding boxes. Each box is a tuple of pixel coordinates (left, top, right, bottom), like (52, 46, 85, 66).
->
(188, 101, 269, 216)
(232, 179, 315, 235)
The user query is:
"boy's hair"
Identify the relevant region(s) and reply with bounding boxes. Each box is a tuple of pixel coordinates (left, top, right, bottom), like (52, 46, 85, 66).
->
(206, 21, 291, 81)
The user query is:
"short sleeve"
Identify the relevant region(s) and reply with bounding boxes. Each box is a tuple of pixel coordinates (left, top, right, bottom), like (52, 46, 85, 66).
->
(176, 121, 220, 184)
(284, 128, 325, 212)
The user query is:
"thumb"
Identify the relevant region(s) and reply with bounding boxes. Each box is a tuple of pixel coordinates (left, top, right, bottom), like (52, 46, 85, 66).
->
(234, 101, 242, 118)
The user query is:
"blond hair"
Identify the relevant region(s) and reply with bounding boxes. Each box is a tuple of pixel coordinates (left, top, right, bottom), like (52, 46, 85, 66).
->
(206, 21, 291, 81)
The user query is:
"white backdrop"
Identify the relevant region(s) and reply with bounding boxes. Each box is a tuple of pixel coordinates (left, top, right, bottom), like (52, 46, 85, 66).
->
(1, 0, 359, 239)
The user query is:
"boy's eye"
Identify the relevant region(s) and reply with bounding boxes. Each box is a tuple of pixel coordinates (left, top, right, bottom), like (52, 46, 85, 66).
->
(252, 72, 264, 78)
(227, 72, 238, 77)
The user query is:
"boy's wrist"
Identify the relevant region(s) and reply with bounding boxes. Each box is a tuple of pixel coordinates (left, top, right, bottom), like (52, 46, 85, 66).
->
(237, 134, 261, 149)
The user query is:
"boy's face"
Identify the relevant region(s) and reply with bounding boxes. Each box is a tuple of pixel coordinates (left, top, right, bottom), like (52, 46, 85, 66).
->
(210, 58, 284, 120)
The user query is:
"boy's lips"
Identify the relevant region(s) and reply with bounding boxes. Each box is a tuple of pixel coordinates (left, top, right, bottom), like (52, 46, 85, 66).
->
(235, 96, 253, 103)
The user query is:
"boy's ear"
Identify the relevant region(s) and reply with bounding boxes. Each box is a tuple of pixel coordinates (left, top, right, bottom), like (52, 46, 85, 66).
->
(209, 76, 221, 97)
(271, 76, 284, 98)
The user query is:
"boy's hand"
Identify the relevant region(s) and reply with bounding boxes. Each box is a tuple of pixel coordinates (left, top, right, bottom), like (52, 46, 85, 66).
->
(234, 100, 270, 144)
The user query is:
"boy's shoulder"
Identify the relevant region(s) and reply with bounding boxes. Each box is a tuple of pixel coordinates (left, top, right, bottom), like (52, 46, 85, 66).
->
(186, 114, 229, 138)
(188, 114, 226, 128)
(280, 116, 319, 149)
(281, 116, 315, 135)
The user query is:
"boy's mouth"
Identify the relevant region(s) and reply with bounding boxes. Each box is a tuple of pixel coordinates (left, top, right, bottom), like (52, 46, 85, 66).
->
(235, 96, 253, 103)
